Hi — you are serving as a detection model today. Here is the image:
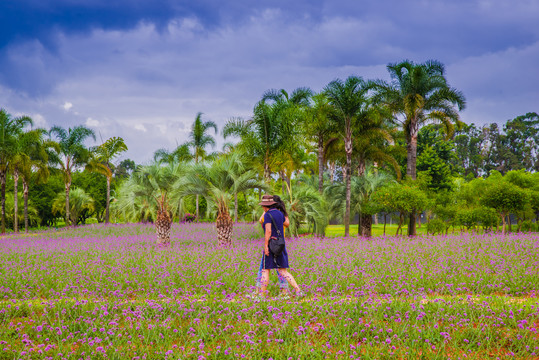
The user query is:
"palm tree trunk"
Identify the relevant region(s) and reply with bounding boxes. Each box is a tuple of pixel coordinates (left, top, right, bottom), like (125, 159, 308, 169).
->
(156, 208, 172, 245)
(196, 194, 199, 220)
(234, 193, 238, 223)
(105, 176, 111, 224)
(23, 180, 29, 233)
(407, 122, 418, 237)
(360, 214, 372, 238)
(216, 209, 233, 247)
(406, 120, 419, 180)
(65, 179, 71, 226)
(13, 169, 19, 233)
(358, 157, 366, 177)
(358, 212, 361, 236)
(328, 162, 335, 183)
(318, 137, 324, 194)
(344, 127, 353, 237)
(0, 171, 5, 234)
(264, 152, 271, 183)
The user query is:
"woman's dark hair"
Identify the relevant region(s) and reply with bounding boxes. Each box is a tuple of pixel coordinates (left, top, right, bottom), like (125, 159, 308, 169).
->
(270, 195, 288, 217)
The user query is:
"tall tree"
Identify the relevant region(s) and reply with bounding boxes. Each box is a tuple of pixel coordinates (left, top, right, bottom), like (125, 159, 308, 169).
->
(324, 76, 371, 237)
(0, 109, 33, 233)
(87, 136, 128, 223)
(261, 88, 312, 188)
(49, 125, 96, 226)
(223, 88, 311, 183)
(376, 60, 466, 236)
(187, 112, 218, 219)
(114, 159, 136, 179)
(503, 112, 539, 172)
(302, 92, 335, 194)
(417, 124, 458, 190)
(453, 123, 485, 178)
(11, 129, 50, 232)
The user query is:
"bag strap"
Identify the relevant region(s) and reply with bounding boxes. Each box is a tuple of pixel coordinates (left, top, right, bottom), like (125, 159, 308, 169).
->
(266, 210, 283, 238)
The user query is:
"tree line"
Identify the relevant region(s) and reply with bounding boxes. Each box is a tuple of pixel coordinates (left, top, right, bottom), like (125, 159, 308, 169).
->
(1, 59, 537, 243)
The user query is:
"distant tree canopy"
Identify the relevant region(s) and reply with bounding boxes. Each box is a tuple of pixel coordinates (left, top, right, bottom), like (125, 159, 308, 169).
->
(0, 62, 537, 239)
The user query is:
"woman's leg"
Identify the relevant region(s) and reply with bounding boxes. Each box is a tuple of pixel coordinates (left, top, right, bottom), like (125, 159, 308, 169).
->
(255, 255, 264, 290)
(277, 265, 289, 293)
(276, 268, 300, 292)
(260, 269, 270, 296)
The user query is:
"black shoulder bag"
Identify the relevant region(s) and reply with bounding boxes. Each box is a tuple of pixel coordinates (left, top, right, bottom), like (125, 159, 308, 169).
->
(267, 211, 286, 258)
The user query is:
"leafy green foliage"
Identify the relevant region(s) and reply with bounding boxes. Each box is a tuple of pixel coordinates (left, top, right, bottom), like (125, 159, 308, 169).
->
(29, 174, 64, 226)
(426, 218, 446, 235)
(480, 181, 528, 216)
(52, 188, 95, 225)
(73, 171, 107, 222)
(3, 192, 40, 228)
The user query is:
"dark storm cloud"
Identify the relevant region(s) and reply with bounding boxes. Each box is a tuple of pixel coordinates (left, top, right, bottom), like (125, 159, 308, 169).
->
(0, 0, 537, 162)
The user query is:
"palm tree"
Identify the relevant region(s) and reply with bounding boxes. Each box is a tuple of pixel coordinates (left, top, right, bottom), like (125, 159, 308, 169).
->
(282, 178, 328, 236)
(186, 112, 218, 219)
(48, 125, 96, 226)
(11, 129, 51, 232)
(376, 60, 466, 179)
(87, 137, 128, 223)
(262, 88, 312, 188)
(174, 155, 268, 246)
(223, 87, 312, 183)
(113, 162, 182, 244)
(356, 168, 396, 237)
(324, 76, 372, 237)
(153, 144, 191, 164)
(0, 109, 33, 233)
(375, 60, 466, 235)
(302, 92, 335, 194)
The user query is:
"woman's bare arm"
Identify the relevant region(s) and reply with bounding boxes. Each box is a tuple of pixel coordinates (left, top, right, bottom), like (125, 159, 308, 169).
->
(283, 216, 290, 229)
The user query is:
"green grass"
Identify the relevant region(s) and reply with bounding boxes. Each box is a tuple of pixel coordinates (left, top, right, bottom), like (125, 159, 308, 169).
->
(324, 223, 428, 237)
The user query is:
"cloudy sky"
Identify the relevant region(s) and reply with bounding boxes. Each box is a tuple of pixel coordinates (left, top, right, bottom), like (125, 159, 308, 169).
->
(1, 0, 538, 163)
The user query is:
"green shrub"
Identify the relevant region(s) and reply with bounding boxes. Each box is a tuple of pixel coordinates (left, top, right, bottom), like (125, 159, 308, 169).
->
(474, 206, 499, 232)
(455, 208, 477, 230)
(426, 218, 446, 235)
(520, 220, 535, 232)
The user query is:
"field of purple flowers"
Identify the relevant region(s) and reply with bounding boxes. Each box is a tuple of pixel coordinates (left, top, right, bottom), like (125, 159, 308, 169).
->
(1, 223, 538, 359)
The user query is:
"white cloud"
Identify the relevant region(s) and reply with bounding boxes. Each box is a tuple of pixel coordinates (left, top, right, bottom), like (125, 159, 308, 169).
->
(85, 117, 100, 127)
(134, 124, 147, 132)
(62, 102, 73, 111)
(31, 113, 47, 127)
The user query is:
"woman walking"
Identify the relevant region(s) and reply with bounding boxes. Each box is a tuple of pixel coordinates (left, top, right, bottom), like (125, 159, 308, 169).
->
(252, 194, 304, 299)
(254, 195, 289, 298)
